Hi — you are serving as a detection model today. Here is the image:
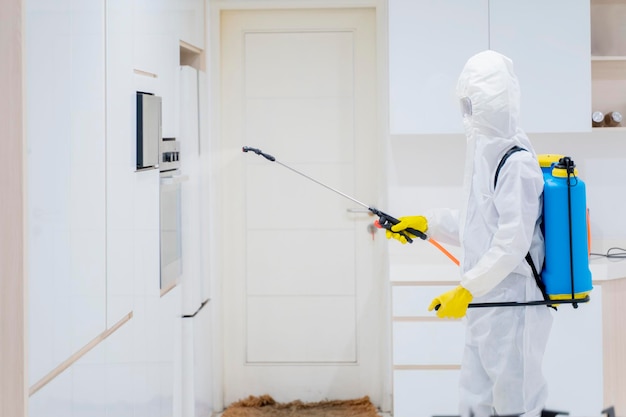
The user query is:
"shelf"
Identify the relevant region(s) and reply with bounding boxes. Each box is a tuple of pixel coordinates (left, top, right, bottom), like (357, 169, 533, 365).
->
(179, 40, 205, 71)
(592, 55, 626, 61)
(592, 126, 626, 132)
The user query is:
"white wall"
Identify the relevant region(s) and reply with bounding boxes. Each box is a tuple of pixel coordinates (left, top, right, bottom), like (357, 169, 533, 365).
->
(533, 130, 626, 252)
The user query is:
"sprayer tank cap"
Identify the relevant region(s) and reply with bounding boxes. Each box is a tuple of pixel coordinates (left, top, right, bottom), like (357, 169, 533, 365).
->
(538, 154, 565, 168)
(552, 166, 579, 177)
(552, 157, 579, 178)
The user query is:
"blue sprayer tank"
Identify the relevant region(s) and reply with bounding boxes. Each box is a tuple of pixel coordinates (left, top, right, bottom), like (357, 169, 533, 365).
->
(540, 156, 593, 300)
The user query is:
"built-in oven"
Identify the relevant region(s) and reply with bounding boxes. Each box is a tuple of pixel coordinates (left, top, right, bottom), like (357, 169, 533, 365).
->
(159, 138, 186, 292)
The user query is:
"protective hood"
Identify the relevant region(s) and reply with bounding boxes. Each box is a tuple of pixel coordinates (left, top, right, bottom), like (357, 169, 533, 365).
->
(453, 50, 543, 298)
(456, 51, 538, 243)
(457, 50, 519, 137)
(457, 50, 537, 153)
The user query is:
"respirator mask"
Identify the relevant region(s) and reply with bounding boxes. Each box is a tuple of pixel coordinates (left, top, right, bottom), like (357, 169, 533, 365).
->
(460, 96, 472, 118)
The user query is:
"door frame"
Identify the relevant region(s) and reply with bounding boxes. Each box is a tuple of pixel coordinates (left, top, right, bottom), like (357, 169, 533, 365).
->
(1, 0, 27, 415)
(206, 0, 392, 412)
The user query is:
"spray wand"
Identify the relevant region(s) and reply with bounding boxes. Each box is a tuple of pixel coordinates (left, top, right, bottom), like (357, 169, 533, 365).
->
(242, 146, 460, 266)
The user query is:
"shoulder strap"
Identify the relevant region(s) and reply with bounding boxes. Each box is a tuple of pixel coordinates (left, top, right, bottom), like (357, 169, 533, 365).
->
(495, 146, 552, 305)
(494, 145, 527, 189)
(525, 253, 551, 304)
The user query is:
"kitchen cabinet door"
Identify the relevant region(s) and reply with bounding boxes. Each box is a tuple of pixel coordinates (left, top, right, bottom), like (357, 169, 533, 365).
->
(177, 0, 205, 50)
(388, 0, 488, 134)
(543, 287, 603, 416)
(106, 0, 139, 324)
(389, 0, 590, 134)
(393, 369, 461, 417)
(489, 0, 591, 133)
(133, 0, 180, 138)
(26, 0, 107, 385)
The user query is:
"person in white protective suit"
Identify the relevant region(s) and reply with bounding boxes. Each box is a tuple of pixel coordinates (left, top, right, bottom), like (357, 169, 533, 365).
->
(387, 50, 554, 417)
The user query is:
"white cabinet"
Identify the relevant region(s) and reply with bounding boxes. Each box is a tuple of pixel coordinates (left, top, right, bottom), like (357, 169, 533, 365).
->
(27, 0, 204, 413)
(394, 369, 461, 417)
(543, 289, 604, 416)
(388, 0, 488, 134)
(489, 0, 590, 133)
(390, 282, 604, 417)
(133, 0, 180, 139)
(132, 0, 205, 141)
(106, 0, 139, 322)
(177, 0, 205, 50)
(391, 283, 462, 417)
(26, 0, 107, 385)
(389, 0, 590, 134)
(180, 65, 204, 315)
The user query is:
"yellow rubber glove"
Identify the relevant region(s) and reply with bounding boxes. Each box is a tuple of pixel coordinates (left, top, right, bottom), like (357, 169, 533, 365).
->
(428, 285, 473, 319)
(385, 215, 428, 244)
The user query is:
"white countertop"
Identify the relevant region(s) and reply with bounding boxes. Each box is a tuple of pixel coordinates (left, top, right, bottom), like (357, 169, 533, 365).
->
(589, 256, 626, 282)
(389, 256, 626, 284)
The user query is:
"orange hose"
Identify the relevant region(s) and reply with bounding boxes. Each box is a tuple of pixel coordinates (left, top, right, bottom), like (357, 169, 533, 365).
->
(428, 238, 460, 266)
(429, 208, 591, 265)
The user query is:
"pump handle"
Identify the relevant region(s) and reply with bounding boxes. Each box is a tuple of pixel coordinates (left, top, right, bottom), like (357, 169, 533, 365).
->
(371, 208, 427, 243)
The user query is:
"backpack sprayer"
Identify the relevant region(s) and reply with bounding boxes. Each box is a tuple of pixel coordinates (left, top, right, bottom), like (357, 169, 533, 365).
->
(243, 146, 591, 309)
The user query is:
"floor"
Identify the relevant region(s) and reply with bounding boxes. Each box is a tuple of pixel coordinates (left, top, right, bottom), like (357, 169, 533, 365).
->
(212, 411, 392, 416)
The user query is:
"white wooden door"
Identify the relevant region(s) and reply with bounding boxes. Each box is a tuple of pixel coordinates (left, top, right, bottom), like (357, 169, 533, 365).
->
(220, 7, 386, 407)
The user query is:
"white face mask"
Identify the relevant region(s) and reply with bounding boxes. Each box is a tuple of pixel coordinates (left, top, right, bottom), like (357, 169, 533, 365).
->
(460, 96, 477, 144)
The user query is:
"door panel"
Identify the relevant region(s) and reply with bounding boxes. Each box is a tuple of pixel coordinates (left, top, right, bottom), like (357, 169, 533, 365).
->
(246, 97, 355, 163)
(221, 8, 382, 405)
(244, 31, 355, 97)
(246, 163, 356, 228)
(246, 230, 355, 296)
(247, 296, 356, 363)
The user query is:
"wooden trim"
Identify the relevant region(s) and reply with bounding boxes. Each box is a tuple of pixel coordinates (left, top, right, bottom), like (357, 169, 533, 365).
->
(29, 312, 133, 396)
(0, 0, 26, 414)
(393, 364, 461, 371)
(160, 278, 180, 297)
(213, 0, 378, 10)
(133, 68, 158, 78)
(601, 278, 626, 411)
(179, 42, 206, 71)
(180, 39, 203, 55)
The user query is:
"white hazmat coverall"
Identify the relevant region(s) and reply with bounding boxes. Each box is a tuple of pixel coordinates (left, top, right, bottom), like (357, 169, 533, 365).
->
(425, 50, 554, 417)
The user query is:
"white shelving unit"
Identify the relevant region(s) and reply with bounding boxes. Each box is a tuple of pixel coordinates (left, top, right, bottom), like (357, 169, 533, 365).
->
(591, 0, 626, 129)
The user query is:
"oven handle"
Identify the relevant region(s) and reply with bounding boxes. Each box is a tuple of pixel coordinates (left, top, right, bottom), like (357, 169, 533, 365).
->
(160, 174, 189, 185)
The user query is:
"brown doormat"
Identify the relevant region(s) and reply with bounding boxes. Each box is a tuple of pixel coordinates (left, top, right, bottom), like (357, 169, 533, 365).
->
(222, 395, 380, 417)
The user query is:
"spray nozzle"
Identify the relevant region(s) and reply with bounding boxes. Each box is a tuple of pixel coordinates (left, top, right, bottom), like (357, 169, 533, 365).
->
(242, 146, 276, 161)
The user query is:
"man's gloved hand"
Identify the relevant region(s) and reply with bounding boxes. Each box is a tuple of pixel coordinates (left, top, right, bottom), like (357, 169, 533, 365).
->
(384, 215, 428, 244)
(428, 285, 473, 319)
